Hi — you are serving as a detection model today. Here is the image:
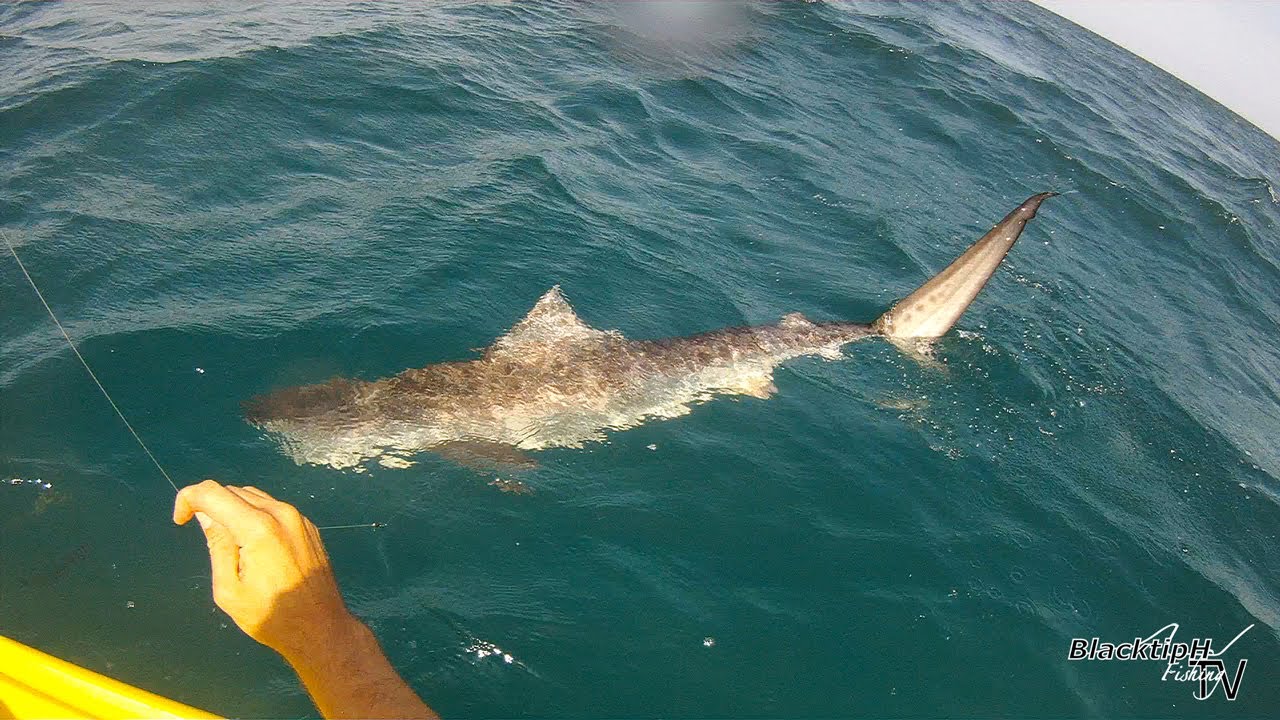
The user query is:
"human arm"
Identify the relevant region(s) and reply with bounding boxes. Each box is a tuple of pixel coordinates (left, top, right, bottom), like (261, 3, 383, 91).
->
(173, 479, 437, 719)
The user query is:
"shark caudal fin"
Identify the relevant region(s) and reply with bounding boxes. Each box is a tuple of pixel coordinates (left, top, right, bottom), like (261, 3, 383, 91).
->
(872, 192, 1056, 340)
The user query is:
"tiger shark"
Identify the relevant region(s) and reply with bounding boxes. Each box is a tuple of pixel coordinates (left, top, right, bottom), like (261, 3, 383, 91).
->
(245, 192, 1056, 470)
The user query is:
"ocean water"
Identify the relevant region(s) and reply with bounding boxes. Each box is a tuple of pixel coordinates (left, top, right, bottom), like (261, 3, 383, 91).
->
(2, 1, 1279, 717)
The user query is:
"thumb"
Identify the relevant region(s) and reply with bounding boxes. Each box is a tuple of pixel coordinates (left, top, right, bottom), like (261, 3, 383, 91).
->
(196, 511, 241, 595)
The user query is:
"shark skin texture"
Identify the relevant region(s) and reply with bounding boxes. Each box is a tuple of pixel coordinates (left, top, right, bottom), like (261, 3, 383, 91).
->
(244, 193, 1056, 470)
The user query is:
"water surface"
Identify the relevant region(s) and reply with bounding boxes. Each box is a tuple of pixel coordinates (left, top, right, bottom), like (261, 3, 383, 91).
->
(2, 2, 1278, 717)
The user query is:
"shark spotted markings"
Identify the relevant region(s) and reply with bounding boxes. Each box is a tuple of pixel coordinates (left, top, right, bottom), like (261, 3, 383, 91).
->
(245, 193, 1057, 470)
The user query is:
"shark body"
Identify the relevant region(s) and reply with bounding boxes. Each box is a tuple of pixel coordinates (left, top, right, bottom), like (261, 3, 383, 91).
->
(245, 193, 1056, 469)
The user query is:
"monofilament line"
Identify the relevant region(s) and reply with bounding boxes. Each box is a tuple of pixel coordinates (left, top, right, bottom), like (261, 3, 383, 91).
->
(4, 235, 180, 494)
(314, 522, 388, 531)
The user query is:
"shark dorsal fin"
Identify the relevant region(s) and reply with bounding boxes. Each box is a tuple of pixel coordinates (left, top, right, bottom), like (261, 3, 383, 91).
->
(488, 286, 615, 356)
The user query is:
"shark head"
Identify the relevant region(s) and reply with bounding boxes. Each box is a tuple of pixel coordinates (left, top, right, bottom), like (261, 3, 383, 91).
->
(243, 376, 365, 427)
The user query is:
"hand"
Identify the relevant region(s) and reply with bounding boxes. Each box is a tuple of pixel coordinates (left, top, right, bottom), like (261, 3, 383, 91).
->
(173, 479, 355, 662)
(174, 479, 436, 718)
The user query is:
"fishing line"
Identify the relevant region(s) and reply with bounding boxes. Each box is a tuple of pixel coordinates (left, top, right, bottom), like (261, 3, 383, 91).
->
(4, 235, 180, 494)
(4, 234, 381, 532)
(315, 522, 388, 531)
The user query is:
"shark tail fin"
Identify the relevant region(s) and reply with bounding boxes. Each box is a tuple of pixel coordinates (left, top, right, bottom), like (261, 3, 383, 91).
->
(872, 192, 1056, 340)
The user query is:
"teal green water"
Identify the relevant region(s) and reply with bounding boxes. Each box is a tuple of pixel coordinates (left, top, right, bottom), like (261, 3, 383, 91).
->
(3, 2, 1279, 717)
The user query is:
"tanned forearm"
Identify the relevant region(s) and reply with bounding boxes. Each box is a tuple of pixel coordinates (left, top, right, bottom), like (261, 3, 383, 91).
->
(285, 613, 437, 720)
(173, 480, 437, 720)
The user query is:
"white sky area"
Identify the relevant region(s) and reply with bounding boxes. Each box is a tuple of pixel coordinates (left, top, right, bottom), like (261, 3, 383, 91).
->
(1033, 0, 1280, 141)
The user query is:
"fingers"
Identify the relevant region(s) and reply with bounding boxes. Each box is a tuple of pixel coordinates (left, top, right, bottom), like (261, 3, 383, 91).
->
(226, 486, 288, 522)
(237, 486, 276, 503)
(174, 479, 316, 543)
(227, 486, 311, 532)
(195, 511, 241, 591)
(174, 479, 269, 540)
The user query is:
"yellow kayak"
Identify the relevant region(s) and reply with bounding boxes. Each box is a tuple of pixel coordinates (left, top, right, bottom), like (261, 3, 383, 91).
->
(0, 635, 218, 719)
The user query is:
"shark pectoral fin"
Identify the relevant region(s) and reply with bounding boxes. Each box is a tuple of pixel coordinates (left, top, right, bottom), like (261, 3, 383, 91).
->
(873, 192, 1056, 340)
(433, 440, 539, 471)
